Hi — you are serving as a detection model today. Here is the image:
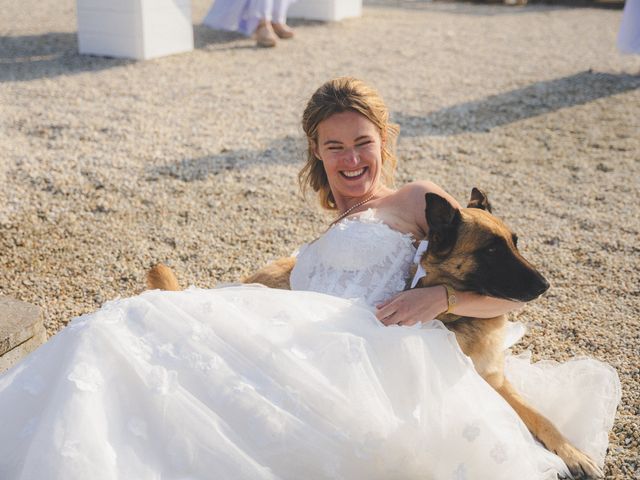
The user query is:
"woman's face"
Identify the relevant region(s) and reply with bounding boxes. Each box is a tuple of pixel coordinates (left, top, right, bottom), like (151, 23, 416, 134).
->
(314, 110, 384, 205)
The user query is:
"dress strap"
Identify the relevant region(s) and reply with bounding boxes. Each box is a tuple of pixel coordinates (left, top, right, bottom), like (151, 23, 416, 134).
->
(410, 240, 429, 288)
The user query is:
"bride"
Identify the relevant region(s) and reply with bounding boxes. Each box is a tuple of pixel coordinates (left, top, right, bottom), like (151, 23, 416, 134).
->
(0, 78, 620, 480)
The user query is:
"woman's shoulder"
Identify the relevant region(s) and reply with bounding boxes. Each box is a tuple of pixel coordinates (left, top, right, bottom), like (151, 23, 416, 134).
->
(383, 181, 460, 237)
(373, 181, 439, 238)
(395, 180, 441, 197)
(394, 181, 461, 208)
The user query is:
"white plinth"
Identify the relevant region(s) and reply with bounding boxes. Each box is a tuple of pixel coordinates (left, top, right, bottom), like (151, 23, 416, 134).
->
(288, 0, 362, 22)
(77, 0, 194, 60)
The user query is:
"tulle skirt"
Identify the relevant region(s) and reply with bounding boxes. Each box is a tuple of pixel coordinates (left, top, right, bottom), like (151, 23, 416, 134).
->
(0, 286, 620, 480)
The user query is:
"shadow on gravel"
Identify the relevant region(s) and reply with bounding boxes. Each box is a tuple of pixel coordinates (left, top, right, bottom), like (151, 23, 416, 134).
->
(394, 71, 640, 136)
(2, 21, 329, 81)
(193, 25, 249, 50)
(195, 19, 326, 50)
(146, 136, 306, 182)
(364, 0, 623, 15)
(0, 32, 134, 83)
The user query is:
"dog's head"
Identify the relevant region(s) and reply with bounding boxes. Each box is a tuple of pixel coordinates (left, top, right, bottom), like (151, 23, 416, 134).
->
(420, 188, 549, 302)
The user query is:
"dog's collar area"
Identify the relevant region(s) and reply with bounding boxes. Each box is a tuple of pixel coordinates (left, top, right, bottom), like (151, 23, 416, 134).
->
(410, 240, 429, 288)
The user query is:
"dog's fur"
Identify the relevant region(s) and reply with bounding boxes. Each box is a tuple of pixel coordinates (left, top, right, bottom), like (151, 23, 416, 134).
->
(418, 188, 601, 479)
(145, 257, 295, 291)
(146, 188, 602, 479)
(146, 263, 181, 291)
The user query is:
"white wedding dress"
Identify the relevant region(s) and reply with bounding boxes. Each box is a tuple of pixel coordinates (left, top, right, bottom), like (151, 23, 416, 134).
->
(0, 211, 620, 480)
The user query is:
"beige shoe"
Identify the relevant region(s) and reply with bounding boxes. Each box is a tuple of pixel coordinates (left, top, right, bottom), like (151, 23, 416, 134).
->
(272, 23, 294, 39)
(255, 22, 277, 48)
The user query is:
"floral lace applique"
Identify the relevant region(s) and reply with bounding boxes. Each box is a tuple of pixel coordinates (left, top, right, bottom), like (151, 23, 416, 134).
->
(290, 209, 416, 307)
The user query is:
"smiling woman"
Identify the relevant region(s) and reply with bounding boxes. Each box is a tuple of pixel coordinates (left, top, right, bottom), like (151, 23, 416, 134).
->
(297, 78, 530, 327)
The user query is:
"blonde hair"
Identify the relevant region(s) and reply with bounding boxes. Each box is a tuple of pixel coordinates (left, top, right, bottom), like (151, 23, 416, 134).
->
(299, 77, 400, 210)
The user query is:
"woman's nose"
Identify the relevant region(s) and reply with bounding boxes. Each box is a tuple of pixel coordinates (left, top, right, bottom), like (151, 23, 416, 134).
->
(343, 148, 359, 165)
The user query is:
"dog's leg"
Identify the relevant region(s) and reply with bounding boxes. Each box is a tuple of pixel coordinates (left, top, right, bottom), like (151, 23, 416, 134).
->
(145, 257, 294, 292)
(146, 264, 181, 291)
(484, 372, 604, 479)
(242, 257, 295, 290)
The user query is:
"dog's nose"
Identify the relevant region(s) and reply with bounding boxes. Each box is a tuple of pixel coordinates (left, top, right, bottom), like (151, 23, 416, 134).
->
(534, 277, 550, 296)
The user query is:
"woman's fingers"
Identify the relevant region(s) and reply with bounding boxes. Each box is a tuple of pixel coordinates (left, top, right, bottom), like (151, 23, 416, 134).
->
(377, 293, 414, 326)
(395, 315, 419, 326)
(377, 298, 415, 326)
(377, 289, 438, 327)
(376, 297, 394, 309)
(376, 302, 399, 325)
(378, 310, 398, 326)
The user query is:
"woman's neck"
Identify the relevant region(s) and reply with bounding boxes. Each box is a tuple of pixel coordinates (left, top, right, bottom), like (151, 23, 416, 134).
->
(335, 185, 394, 216)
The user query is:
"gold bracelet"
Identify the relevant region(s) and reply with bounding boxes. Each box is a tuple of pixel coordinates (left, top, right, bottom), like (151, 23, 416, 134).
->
(444, 285, 457, 314)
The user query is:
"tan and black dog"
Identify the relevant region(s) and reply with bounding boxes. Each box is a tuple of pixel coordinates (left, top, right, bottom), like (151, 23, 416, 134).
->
(147, 188, 602, 479)
(418, 188, 601, 479)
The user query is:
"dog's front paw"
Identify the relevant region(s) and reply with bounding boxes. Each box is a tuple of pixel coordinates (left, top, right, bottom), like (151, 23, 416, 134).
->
(555, 443, 603, 479)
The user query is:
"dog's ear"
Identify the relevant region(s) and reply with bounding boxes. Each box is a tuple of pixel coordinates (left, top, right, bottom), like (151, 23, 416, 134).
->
(467, 187, 492, 213)
(425, 193, 461, 256)
(425, 193, 460, 228)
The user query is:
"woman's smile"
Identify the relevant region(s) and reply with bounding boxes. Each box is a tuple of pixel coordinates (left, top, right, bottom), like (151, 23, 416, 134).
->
(341, 166, 368, 179)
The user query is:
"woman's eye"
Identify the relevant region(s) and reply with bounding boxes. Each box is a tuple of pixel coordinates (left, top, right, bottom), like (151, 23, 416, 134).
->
(356, 141, 372, 147)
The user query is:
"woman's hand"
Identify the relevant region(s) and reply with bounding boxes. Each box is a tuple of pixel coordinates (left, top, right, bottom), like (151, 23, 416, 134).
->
(376, 287, 526, 327)
(376, 286, 448, 326)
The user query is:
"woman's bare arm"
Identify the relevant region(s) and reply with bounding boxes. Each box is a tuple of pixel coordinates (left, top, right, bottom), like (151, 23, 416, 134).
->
(375, 286, 524, 326)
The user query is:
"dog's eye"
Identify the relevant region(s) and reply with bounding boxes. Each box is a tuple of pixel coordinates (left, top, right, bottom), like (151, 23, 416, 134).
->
(483, 238, 504, 256)
(512, 234, 518, 247)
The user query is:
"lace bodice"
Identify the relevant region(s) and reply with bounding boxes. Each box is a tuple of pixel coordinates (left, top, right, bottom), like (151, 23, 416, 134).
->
(290, 209, 416, 306)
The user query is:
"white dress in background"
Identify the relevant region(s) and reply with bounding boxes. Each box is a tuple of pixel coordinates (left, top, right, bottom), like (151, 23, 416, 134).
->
(618, 0, 640, 54)
(203, 0, 299, 36)
(0, 211, 620, 480)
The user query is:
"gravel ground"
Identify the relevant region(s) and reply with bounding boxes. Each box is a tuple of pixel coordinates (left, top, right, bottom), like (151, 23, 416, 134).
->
(1, 0, 639, 477)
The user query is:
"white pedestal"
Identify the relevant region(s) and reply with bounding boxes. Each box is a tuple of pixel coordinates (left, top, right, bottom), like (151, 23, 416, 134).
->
(288, 0, 362, 22)
(77, 0, 194, 60)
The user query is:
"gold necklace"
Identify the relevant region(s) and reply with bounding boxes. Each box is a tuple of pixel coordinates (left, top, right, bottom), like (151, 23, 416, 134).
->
(330, 192, 376, 226)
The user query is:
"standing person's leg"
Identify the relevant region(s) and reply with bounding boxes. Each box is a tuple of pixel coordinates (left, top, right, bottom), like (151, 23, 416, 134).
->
(271, 0, 296, 39)
(252, 0, 278, 47)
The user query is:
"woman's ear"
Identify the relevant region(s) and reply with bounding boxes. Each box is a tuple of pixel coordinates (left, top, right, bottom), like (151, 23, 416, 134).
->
(312, 141, 322, 162)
